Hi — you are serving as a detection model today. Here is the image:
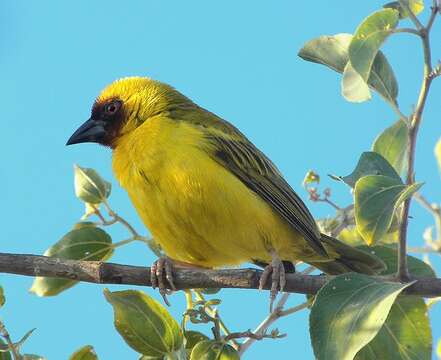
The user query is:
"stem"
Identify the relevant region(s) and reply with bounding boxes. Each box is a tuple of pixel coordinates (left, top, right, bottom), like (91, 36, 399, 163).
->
(111, 237, 138, 249)
(415, 193, 441, 244)
(193, 290, 239, 349)
(427, 1, 440, 32)
(322, 198, 341, 211)
(0, 321, 20, 360)
(398, 0, 425, 30)
(239, 266, 312, 355)
(396, 4, 438, 281)
(391, 28, 421, 36)
(182, 290, 193, 330)
(277, 302, 309, 317)
(103, 200, 141, 238)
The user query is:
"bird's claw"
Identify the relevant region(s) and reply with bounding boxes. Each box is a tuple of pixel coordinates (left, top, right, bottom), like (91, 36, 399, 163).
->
(259, 255, 286, 312)
(150, 257, 177, 306)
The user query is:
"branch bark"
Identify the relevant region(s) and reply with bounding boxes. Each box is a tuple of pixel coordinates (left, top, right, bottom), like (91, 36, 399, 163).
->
(2, 252, 441, 297)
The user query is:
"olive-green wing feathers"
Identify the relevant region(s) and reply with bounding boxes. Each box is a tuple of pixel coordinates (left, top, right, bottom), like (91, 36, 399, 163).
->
(189, 110, 327, 257)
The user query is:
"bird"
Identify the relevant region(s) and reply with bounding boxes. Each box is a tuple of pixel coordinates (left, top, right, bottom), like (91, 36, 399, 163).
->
(66, 77, 385, 308)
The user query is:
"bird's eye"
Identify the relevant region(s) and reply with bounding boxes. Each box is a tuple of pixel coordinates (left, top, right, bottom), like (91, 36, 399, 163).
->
(104, 101, 121, 115)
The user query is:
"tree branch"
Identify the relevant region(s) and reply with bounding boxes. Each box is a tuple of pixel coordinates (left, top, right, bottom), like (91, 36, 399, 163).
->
(2, 253, 441, 297)
(397, 1, 439, 281)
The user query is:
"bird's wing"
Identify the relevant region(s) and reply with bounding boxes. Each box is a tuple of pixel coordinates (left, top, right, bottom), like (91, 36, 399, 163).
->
(197, 118, 327, 257)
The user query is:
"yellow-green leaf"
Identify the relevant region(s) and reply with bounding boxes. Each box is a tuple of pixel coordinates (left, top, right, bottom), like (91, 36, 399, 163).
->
(349, 9, 399, 83)
(298, 33, 398, 104)
(303, 170, 320, 186)
(355, 246, 432, 360)
(437, 338, 441, 359)
(190, 340, 239, 360)
(435, 138, 441, 173)
(104, 289, 183, 357)
(310, 273, 413, 360)
(339, 226, 398, 246)
(339, 151, 401, 188)
(372, 120, 409, 175)
(30, 224, 113, 296)
(184, 331, 210, 357)
(355, 175, 422, 245)
(74, 165, 111, 204)
(342, 62, 372, 102)
(0, 286, 5, 308)
(69, 345, 98, 360)
(384, 0, 424, 19)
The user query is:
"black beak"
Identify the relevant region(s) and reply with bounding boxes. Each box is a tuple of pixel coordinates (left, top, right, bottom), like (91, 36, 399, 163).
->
(66, 118, 106, 145)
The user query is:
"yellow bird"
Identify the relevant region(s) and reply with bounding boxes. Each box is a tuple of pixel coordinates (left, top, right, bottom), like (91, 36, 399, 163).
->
(67, 77, 384, 306)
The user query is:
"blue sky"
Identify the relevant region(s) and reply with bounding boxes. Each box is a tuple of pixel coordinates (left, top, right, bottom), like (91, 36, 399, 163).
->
(1, 1, 440, 358)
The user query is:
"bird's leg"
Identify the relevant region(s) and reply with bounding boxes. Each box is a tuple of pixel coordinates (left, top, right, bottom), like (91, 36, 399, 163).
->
(259, 251, 286, 311)
(150, 258, 209, 306)
(151, 256, 177, 306)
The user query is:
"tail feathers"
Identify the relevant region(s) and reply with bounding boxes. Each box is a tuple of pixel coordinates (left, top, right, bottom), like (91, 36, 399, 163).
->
(310, 234, 386, 275)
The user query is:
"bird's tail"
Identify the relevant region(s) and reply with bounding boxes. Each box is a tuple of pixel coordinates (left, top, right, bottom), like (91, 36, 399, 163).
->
(309, 234, 386, 275)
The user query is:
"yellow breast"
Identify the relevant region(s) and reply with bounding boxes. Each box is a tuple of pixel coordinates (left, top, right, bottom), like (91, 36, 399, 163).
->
(112, 116, 313, 268)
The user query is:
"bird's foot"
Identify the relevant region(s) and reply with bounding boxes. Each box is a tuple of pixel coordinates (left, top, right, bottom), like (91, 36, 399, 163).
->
(259, 253, 286, 312)
(151, 257, 177, 306)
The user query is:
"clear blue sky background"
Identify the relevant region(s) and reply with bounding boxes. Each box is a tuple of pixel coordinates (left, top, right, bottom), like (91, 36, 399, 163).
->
(1, 1, 440, 359)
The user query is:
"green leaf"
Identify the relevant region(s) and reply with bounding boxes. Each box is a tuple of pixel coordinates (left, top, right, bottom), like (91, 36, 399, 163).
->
(354, 246, 432, 360)
(358, 245, 435, 277)
(74, 164, 111, 204)
(349, 9, 399, 83)
(139, 347, 187, 360)
(0, 286, 5, 308)
(372, 120, 409, 175)
(339, 226, 398, 246)
(190, 340, 239, 360)
(30, 224, 113, 296)
(356, 297, 431, 360)
(339, 151, 401, 188)
(0, 340, 11, 360)
(435, 138, 441, 173)
(342, 62, 372, 102)
(384, 0, 424, 19)
(310, 273, 412, 360)
(69, 345, 98, 360)
(104, 289, 183, 357)
(184, 331, 210, 356)
(355, 175, 422, 245)
(298, 33, 352, 73)
(298, 34, 398, 104)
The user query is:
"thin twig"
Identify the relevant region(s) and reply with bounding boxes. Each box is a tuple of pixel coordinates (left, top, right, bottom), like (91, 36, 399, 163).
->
(102, 200, 141, 238)
(392, 28, 421, 36)
(427, 1, 440, 32)
(398, 0, 425, 30)
(224, 329, 285, 342)
(407, 246, 440, 254)
(238, 266, 314, 355)
(0, 321, 20, 360)
(193, 290, 239, 349)
(415, 193, 441, 241)
(277, 302, 310, 317)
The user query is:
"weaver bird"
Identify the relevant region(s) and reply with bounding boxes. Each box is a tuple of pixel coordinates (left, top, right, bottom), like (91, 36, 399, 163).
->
(67, 77, 384, 308)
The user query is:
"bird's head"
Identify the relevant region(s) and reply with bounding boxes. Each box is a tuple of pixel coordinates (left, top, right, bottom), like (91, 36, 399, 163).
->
(66, 77, 191, 148)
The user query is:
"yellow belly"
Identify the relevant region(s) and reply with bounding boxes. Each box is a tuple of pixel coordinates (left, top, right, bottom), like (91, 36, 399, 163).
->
(112, 118, 322, 268)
